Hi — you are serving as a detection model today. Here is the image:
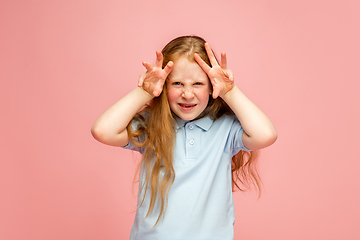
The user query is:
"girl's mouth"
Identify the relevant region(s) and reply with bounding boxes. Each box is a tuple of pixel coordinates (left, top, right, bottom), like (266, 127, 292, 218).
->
(178, 103, 197, 111)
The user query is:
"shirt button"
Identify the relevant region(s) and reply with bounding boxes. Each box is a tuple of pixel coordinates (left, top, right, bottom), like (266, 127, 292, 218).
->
(188, 125, 194, 130)
(189, 139, 195, 145)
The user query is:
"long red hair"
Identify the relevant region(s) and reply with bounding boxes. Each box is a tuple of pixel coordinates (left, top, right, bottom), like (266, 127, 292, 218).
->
(127, 36, 261, 227)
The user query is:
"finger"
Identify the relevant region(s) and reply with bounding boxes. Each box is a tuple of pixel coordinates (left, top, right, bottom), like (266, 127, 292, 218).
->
(204, 42, 218, 67)
(153, 84, 164, 97)
(142, 62, 153, 72)
(163, 61, 174, 76)
(228, 71, 234, 82)
(212, 88, 220, 99)
(194, 53, 211, 73)
(220, 52, 227, 69)
(155, 51, 163, 68)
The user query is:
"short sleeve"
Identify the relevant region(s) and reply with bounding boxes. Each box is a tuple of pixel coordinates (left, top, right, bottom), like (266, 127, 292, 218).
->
(122, 138, 143, 153)
(121, 118, 145, 154)
(228, 116, 252, 156)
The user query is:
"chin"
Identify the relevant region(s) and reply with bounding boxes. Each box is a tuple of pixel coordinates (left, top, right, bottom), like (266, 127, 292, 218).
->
(180, 116, 195, 121)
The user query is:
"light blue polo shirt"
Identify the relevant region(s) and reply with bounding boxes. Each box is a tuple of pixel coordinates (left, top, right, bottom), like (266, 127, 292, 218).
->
(123, 114, 251, 240)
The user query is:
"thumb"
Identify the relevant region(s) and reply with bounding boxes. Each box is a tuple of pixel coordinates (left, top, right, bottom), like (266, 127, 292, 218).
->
(212, 88, 220, 99)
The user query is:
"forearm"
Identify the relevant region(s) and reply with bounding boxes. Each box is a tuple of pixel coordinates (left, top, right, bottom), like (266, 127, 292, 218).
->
(91, 87, 153, 146)
(222, 85, 277, 150)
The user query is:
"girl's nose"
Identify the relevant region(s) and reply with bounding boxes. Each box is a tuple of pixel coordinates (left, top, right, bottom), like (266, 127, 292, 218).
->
(181, 87, 194, 99)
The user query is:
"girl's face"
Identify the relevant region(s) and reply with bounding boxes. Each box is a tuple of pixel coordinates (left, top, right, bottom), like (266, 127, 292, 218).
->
(166, 57, 211, 121)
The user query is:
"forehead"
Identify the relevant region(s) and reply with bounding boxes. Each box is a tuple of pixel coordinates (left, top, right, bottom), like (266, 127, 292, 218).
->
(168, 57, 208, 81)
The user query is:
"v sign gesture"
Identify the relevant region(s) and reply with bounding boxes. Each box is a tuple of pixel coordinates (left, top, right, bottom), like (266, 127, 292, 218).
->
(194, 43, 235, 99)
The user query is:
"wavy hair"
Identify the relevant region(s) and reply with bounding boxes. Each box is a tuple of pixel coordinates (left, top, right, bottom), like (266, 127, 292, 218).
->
(127, 36, 261, 227)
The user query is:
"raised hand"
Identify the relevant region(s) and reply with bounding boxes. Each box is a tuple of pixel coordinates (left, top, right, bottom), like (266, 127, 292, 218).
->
(194, 43, 235, 99)
(138, 51, 173, 97)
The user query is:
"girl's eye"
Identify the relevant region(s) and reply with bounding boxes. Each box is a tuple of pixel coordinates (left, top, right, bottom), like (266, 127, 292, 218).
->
(173, 82, 182, 85)
(194, 82, 202, 85)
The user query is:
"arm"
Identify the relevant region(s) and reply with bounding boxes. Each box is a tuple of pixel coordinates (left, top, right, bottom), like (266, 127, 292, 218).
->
(194, 43, 277, 150)
(91, 51, 173, 147)
(222, 85, 277, 150)
(91, 87, 153, 147)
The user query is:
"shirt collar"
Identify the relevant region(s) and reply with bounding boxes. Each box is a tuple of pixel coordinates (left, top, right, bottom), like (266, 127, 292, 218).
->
(175, 116, 214, 131)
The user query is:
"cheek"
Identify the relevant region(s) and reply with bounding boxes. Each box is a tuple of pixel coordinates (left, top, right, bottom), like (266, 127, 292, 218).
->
(167, 88, 181, 103)
(195, 88, 211, 102)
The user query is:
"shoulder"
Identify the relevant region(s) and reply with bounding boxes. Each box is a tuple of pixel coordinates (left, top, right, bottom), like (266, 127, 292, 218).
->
(197, 114, 241, 134)
(123, 111, 149, 153)
(129, 110, 149, 131)
(214, 115, 251, 153)
(213, 114, 240, 127)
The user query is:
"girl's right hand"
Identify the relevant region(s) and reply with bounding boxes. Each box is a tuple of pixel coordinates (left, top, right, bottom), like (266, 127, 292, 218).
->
(138, 51, 174, 97)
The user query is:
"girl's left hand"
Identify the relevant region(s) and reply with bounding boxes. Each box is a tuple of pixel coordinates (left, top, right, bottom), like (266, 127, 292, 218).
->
(194, 43, 235, 99)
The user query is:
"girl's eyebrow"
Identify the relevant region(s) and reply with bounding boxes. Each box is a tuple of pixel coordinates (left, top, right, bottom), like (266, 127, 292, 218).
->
(168, 78, 180, 82)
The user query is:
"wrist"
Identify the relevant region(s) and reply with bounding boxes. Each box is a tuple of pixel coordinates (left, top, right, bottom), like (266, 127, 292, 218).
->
(137, 86, 155, 101)
(222, 85, 240, 102)
(221, 84, 236, 98)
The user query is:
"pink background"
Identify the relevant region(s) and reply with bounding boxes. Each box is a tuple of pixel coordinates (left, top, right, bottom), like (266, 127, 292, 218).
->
(1, 0, 359, 239)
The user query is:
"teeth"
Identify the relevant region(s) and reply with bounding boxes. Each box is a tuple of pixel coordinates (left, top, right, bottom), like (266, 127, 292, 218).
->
(180, 103, 195, 108)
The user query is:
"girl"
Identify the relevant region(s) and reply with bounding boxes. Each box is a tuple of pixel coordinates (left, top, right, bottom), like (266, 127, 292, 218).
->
(91, 36, 277, 240)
